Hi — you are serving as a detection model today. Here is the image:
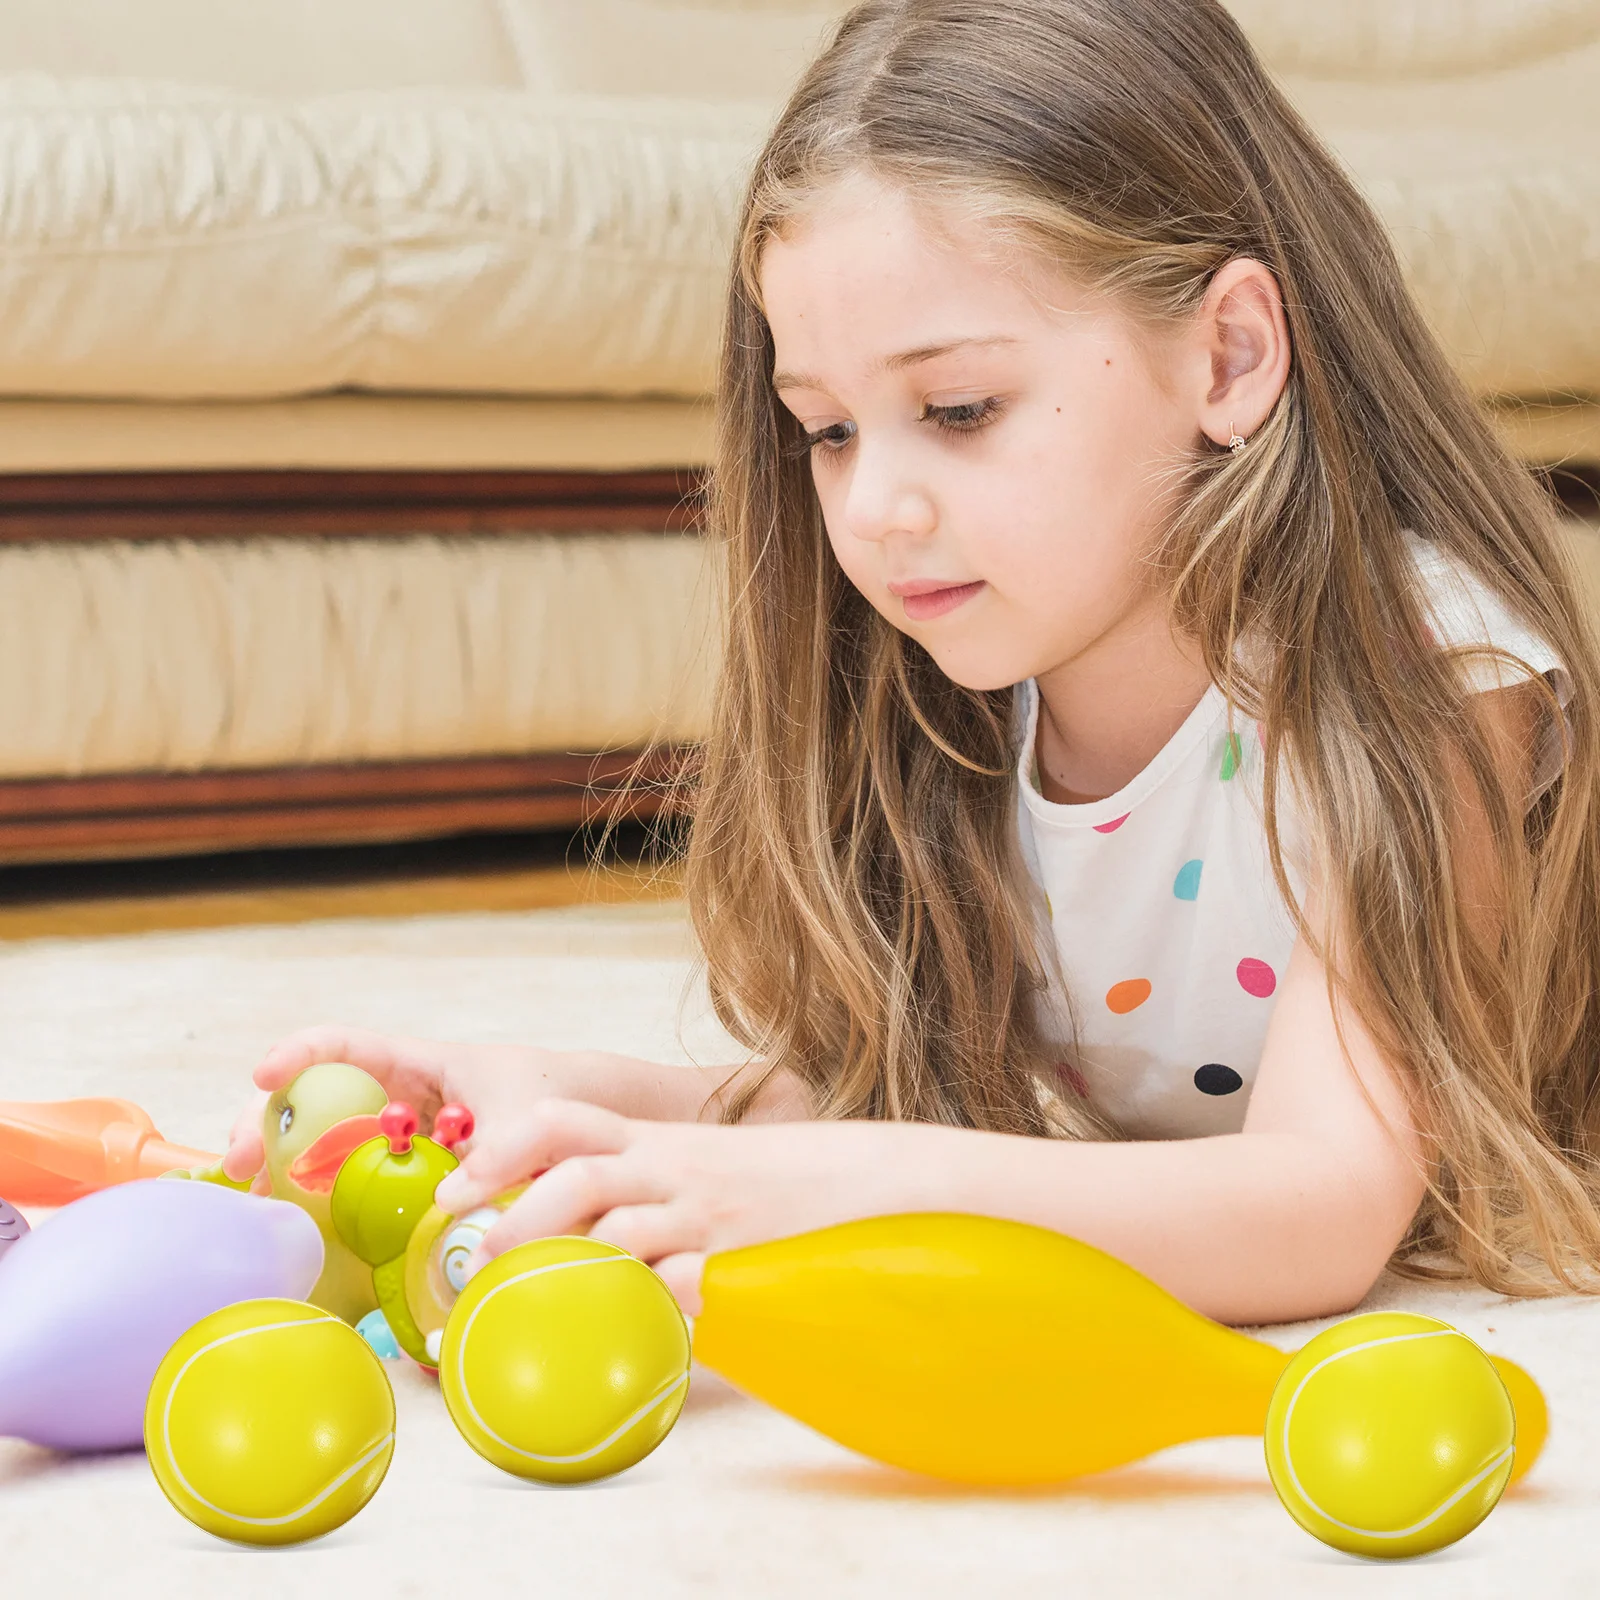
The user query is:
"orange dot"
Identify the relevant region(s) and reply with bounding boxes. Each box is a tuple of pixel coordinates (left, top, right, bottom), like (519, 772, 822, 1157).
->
(1105, 978, 1152, 1014)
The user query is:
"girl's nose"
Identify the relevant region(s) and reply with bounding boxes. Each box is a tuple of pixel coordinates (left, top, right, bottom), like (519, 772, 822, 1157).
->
(840, 446, 938, 545)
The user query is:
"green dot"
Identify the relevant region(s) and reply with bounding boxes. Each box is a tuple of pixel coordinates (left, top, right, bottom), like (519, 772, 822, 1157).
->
(1219, 732, 1242, 782)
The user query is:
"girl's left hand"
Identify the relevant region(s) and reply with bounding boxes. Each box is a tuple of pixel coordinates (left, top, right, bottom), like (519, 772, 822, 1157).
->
(432, 1101, 896, 1314)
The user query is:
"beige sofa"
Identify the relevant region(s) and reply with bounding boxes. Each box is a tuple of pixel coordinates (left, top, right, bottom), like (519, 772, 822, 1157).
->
(0, 0, 1594, 859)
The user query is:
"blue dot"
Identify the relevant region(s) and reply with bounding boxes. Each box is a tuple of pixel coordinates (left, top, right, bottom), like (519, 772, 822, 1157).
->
(1173, 859, 1203, 901)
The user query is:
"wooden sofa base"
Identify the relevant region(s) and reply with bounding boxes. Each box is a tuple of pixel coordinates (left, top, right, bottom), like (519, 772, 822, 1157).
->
(0, 750, 688, 865)
(0, 464, 704, 866)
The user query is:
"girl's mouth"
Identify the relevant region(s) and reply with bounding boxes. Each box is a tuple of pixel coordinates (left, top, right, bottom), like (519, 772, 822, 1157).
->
(892, 579, 987, 622)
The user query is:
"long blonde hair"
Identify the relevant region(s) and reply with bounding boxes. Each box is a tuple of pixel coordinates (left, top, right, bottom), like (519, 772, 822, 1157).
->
(684, 0, 1600, 1292)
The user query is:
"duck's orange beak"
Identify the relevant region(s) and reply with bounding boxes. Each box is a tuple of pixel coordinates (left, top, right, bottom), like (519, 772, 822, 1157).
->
(286, 1115, 386, 1193)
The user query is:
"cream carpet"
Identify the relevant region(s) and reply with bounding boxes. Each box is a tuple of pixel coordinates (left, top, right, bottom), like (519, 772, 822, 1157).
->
(1, 901, 1597, 1597)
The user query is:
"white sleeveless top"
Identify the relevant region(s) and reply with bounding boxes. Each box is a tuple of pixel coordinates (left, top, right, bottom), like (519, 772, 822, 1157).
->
(1015, 533, 1570, 1140)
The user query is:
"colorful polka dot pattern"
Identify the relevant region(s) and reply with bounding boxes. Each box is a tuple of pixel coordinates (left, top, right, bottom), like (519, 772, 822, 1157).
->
(1219, 732, 1242, 782)
(1236, 958, 1277, 998)
(1105, 978, 1152, 1014)
(1053, 720, 1282, 1105)
(1055, 1062, 1090, 1098)
(1194, 1063, 1243, 1096)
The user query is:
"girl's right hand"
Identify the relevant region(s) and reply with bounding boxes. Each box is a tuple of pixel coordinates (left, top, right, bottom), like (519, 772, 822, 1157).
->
(219, 1025, 627, 1190)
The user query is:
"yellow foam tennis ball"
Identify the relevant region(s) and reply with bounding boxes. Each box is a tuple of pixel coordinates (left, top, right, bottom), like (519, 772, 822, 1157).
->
(145, 1298, 396, 1546)
(1265, 1311, 1515, 1560)
(439, 1237, 690, 1483)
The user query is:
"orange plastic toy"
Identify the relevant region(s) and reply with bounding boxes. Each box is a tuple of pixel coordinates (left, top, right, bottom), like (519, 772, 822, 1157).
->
(0, 1098, 217, 1207)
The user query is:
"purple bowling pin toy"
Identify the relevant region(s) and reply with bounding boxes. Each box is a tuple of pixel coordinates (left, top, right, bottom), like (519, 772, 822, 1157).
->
(0, 1179, 323, 1452)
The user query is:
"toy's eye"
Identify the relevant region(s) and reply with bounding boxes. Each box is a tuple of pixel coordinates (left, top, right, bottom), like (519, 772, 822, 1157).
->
(441, 1240, 473, 1294)
(437, 1209, 498, 1295)
(278, 1106, 294, 1136)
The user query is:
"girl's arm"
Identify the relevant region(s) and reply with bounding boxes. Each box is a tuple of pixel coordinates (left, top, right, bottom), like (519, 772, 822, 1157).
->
(436, 921, 1422, 1325)
(440, 683, 1538, 1323)
(906, 924, 1427, 1324)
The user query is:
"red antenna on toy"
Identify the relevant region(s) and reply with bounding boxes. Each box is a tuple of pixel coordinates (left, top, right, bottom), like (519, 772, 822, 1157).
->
(379, 1102, 419, 1155)
(432, 1104, 475, 1152)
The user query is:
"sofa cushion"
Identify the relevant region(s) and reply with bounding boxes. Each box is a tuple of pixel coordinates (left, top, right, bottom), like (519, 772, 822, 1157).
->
(499, 0, 842, 101)
(0, 0, 520, 97)
(501, 0, 1600, 93)
(0, 532, 717, 777)
(1227, 0, 1600, 81)
(1289, 42, 1600, 397)
(0, 76, 764, 399)
(0, 50, 1594, 406)
(0, 396, 713, 474)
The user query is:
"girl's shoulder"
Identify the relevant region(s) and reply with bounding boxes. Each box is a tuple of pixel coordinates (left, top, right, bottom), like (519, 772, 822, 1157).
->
(1401, 530, 1566, 696)
(1402, 531, 1571, 796)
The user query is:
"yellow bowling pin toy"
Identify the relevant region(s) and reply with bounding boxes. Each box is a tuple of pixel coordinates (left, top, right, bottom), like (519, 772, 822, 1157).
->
(691, 1213, 1547, 1489)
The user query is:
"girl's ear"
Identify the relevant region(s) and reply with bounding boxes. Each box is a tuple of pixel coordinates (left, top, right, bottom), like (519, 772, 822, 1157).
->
(1191, 257, 1291, 450)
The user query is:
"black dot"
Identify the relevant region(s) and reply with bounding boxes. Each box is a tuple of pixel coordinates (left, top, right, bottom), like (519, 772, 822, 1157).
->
(1194, 1062, 1243, 1096)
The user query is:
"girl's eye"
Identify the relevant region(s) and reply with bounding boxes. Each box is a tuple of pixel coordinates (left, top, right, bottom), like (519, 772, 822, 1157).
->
(792, 420, 857, 457)
(921, 396, 1004, 433)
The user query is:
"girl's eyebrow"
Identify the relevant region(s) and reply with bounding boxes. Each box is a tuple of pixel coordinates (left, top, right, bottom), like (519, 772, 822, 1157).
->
(881, 334, 1020, 372)
(772, 334, 1020, 393)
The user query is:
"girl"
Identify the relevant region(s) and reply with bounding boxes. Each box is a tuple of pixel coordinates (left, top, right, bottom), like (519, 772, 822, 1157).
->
(225, 0, 1600, 1325)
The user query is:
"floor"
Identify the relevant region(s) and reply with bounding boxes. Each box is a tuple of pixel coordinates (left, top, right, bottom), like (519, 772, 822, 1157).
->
(0, 894, 1594, 1597)
(0, 825, 680, 942)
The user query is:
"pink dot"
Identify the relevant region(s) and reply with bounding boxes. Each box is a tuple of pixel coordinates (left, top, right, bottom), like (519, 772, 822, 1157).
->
(1093, 813, 1130, 834)
(1054, 1062, 1089, 1098)
(1236, 958, 1277, 998)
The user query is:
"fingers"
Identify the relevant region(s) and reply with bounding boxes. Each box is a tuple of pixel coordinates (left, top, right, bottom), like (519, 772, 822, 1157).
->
(221, 1090, 268, 1183)
(433, 1105, 711, 1316)
(253, 1024, 434, 1100)
(473, 1159, 624, 1264)
(588, 1204, 702, 1265)
(652, 1252, 707, 1317)
(435, 1099, 632, 1216)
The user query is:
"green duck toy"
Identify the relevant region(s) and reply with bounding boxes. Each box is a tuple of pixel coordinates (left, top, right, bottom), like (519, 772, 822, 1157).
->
(178, 1062, 475, 1335)
(181, 1062, 390, 1323)
(260, 1063, 393, 1323)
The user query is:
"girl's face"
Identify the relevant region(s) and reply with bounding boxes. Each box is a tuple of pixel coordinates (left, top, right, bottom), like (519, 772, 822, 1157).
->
(761, 175, 1203, 693)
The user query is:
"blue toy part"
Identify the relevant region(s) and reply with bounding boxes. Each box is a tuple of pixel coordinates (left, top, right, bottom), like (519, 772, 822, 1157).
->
(356, 1307, 404, 1361)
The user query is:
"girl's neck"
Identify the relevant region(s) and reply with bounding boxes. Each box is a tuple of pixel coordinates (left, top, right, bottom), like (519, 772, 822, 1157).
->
(1032, 615, 1213, 807)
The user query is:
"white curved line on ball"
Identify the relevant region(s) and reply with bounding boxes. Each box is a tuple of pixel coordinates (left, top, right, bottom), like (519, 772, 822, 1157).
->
(1280, 1329, 1514, 1540)
(455, 1255, 688, 1465)
(159, 1314, 394, 1528)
